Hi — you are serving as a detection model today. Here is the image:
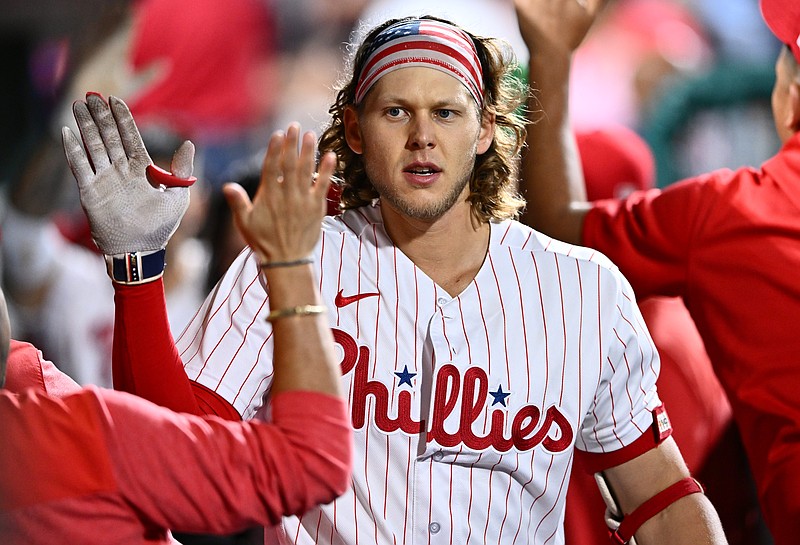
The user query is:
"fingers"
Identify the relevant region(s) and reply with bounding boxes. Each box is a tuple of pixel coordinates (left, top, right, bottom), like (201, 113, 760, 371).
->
(313, 151, 336, 200)
(61, 126, 94, 189)
(73, 99, 110, 172)
(144, 140, 196, 188)
(171, 141, 195, 179)
(222, 182, 253, 237)
(260, 124, 321, 190)
(298, 130, 317, 191)
(108, 95, 149, 160)
(86, 93, 126, 164)
(281, 123, 302, 188)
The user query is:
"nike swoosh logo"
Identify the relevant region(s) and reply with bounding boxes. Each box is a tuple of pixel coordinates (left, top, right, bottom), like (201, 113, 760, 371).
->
(335, 289, 380, 308)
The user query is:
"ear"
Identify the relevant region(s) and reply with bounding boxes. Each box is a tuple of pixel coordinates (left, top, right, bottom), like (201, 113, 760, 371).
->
(477, 111, 496, 155)
(344, 106, 364, 155)
(790, 81, 800, 132)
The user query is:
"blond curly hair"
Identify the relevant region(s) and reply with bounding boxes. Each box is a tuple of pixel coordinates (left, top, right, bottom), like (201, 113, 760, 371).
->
(318, 15, 529, 222)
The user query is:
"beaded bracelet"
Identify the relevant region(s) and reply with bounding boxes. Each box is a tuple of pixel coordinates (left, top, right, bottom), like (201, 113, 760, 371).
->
(260, 257, 314, 269)
(266, 304, 327, 322)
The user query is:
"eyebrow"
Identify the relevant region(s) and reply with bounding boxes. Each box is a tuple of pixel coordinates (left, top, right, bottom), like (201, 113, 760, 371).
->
(375, 94, 471, 110)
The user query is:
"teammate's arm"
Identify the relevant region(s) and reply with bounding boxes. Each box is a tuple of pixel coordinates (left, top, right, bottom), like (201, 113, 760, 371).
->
(100, 387, 350, 532)
(514, 0, 598, 244)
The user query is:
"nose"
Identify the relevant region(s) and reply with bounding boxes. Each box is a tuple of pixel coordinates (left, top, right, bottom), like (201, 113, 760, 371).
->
(407, 116, 436, 150)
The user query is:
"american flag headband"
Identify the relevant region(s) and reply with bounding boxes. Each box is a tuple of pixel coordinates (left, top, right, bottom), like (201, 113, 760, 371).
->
(354, 19, 485, 107)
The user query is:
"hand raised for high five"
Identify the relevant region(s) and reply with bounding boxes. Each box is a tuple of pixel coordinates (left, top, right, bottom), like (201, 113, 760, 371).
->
(223, 123, 336, 266)
(515, 0, 605, 59)
(62, 93, 196, 256)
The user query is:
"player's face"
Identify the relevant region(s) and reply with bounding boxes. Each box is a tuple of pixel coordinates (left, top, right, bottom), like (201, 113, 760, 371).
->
(344, 67, 494, 223)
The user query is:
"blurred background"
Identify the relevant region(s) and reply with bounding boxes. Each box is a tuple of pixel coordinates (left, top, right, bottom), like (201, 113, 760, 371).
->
(0, 1, 783, 544)
(0, 0, 782, 189)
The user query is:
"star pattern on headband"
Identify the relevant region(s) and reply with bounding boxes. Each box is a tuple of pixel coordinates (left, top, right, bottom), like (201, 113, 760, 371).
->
(366, 21, 422, 55)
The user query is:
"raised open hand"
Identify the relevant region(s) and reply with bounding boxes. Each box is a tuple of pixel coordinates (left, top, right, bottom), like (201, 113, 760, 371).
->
(223, 124, 336, 265)
(62, 93, 196, 255)
(515, 0, 606, 58)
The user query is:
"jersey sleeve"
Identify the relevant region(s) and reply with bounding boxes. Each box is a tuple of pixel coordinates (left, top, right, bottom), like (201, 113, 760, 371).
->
(175, 250, 277, 420)
(112, 279, 240, 420)
(100, 388, 352, 533)
(575, 264, 666, 471)
(582, 174, 718, 299)
(5, 340, 81, 397)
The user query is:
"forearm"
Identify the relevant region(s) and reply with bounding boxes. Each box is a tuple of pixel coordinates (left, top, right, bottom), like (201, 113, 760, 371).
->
(263, 263, 340, 398)
(520, 42, 590, 243)
(112, 279, 201, 414)
(515, 0, 593, 244)
(602, 438, 728, 545)
(635, 493, 727, 545)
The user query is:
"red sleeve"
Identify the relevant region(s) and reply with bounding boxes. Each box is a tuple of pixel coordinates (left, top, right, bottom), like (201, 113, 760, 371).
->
(113, 280, 238, 419)
(103, 389, 352, 533)
(582, 176, 716, 299)
(1, 388, 351, 538)
(4, 340, 81, 397)
(0, 388, 116, 513)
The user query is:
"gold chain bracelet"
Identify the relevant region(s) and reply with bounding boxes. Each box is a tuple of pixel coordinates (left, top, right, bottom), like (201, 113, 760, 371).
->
(266, 304, 327, 322)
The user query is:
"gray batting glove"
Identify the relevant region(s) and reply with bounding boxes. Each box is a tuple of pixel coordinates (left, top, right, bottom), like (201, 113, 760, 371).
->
(62, 93, 196, 255)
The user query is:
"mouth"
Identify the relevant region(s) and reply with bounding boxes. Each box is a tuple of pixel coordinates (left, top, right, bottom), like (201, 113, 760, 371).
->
(403, 163, 442, 185)
(405, 165, 439, 175)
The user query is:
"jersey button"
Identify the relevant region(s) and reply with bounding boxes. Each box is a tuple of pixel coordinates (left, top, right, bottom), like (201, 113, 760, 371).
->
(429, 522, 441, 534)
(433, 451, 444, 462)
(437, 297, 447, 306)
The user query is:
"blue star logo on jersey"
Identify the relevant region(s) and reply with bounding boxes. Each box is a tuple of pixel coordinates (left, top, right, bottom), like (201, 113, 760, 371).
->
(394, 365, 416, 387)
(489, 385, 510, 407)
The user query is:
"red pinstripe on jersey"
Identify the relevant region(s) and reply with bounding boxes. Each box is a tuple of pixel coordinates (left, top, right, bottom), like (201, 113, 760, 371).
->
(177, 203, 662, 544)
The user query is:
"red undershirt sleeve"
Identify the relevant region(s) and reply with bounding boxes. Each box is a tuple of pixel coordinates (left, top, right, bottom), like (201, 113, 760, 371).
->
(112, 280, 239, 420)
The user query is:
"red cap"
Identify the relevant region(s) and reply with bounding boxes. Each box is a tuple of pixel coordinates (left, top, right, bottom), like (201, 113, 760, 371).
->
(576, 125, 656, 201)
(760, 0, 800, 63)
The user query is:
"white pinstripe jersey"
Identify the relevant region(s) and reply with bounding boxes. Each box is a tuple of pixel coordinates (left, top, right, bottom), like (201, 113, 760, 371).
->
(177, 202, 661, 545)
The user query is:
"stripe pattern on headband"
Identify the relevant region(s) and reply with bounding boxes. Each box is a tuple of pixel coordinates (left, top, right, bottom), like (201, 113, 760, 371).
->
(355, 19, 484, 106)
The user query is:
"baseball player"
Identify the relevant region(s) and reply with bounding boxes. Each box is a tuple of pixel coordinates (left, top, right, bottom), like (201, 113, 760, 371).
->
(1, 131, 352, 544)
(66, 12, 726, 545)
(517, 0, 800, 542)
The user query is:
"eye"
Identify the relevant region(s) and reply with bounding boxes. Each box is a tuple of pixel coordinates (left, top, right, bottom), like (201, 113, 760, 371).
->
(386, 107, 403, 118)
(436, 109, 455, 120)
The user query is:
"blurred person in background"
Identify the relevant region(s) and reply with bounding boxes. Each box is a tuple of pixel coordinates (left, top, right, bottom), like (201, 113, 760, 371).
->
(2, 0, 278, 389)
(567, 0, 716, 131)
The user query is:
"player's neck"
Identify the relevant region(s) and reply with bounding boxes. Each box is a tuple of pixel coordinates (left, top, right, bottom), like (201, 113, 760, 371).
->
(382, 205, 490, 297)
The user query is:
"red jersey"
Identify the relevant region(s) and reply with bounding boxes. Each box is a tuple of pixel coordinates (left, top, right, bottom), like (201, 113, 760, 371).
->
(4, 340, 81, 396)
(0, 387, 350, 545)
(583, 132, 800, 543)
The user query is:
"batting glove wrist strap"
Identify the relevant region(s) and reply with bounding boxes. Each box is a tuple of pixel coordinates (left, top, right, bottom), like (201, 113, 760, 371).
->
(105, 248, 166, 285)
